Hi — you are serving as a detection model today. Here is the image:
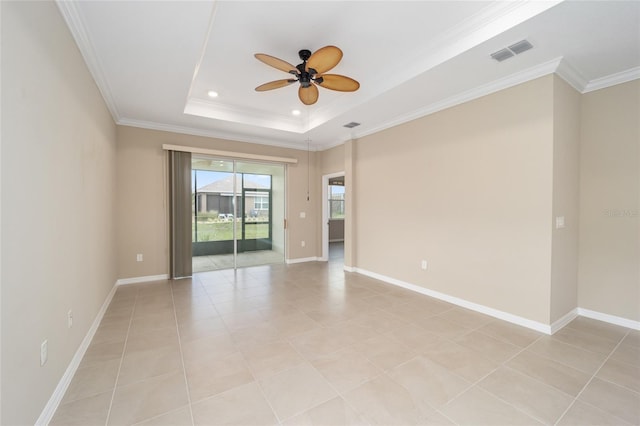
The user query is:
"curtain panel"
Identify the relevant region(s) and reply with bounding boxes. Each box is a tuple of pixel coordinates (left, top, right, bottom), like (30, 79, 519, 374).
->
(169, 150, 192, 278)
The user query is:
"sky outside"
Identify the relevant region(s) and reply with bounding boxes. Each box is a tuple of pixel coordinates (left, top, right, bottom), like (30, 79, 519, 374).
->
(192, 170, 272, 190)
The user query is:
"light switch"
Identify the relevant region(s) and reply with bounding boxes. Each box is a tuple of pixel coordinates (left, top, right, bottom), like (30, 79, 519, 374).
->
(299, 212, 306, 219)
(555, 216, 565, 229)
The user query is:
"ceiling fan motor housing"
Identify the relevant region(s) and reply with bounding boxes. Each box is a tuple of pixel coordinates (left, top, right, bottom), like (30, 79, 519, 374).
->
(298, 49, 311, 61)
(296, 50, 316, 88)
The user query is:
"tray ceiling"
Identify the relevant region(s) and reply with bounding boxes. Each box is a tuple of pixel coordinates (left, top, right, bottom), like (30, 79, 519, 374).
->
(57, 1, 640, 150)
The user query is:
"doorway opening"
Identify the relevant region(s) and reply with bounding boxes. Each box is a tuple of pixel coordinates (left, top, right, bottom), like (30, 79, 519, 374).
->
(322, 172, 345, 263)
(191, 156, 285, 271)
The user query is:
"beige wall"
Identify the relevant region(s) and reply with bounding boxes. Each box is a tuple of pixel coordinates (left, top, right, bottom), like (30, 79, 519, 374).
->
(1, 2, 118, 424)
(579, 80, 640, 321)
(116, 126, 319, 279)
(319, 144, 345, 175)
(344, 140, 357, 267)
(550, 76, 581, 322)
(353, 76, 555, 324)
(1, 5, 638, 423)
(317, 144, 346, 255)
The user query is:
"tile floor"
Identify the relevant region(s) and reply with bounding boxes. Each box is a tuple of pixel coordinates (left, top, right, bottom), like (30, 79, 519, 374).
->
(192, 250, 285, 273)
(52, 250, 639, 425)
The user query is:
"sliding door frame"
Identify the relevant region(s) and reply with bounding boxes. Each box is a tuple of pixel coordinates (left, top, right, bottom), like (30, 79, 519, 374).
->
(191, 155, 287, 270)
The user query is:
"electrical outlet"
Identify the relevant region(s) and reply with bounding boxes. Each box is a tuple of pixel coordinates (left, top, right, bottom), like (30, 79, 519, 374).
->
(68, 310, 73, 328)
(136, 253, 143, 262)
(299, 212, 306, 219)
(41, 340, 48, 366)
(421, 260, 428, 270)
(301, 240, 306, 248)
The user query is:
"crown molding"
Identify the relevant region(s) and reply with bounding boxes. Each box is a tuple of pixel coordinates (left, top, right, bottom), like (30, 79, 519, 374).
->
(55, 0, 120, 121)
(187, 0, 563, 141)
(555, 58, 589, 92)
(319, 138, 352, 152)
(583, 66, 640, 93)
(184, 98, 305, 133)
(58, 0, 638, 153)
(342, 60, 639, 149)
(123, 59, 640, 154)
(350, 57, 563, 143)
(117, 118, 316, 152)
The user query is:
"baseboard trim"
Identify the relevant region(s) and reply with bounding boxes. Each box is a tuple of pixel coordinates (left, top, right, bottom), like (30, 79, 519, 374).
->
(35, 283, 118, 425)
(116, 274, 169, 285)
(354, 267, 554, 334)
(578, 308, 640, 330)
(353, 267, 640, 334)
(285, 257, 320, 264)
(550, 309, 579, 334)
(343, 265, 356, 273)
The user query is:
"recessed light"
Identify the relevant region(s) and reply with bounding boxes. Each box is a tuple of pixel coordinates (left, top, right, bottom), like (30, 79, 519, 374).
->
(207, 90, 219, 98)
(292, 109, 301, 116)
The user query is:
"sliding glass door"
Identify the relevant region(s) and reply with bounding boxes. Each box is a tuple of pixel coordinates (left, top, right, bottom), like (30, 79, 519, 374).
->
(191, 156, 285, 271)
(235, 161, 285, 268)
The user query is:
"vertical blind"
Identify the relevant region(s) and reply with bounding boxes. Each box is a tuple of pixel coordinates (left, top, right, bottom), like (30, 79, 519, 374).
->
(169, 150, 192, 278)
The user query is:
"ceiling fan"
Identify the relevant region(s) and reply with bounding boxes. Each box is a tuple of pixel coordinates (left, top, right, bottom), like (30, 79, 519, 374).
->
(254, 46, 360, 105)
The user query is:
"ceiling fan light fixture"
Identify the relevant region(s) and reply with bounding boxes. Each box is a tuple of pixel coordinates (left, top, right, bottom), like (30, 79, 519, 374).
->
(254, 45, 359, 105)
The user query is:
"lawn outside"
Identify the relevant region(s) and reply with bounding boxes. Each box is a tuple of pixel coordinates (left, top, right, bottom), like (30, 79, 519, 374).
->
(193, 220, 269, 242)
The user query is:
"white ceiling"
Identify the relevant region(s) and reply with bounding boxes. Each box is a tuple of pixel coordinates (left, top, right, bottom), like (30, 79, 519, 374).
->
(57, 1, 640, 151)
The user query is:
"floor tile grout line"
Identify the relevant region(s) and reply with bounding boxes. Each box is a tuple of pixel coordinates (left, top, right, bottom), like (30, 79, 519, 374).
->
(372, 360, 458, 424)
(169, 281, 196, 426)
(432, 407, 461, 426)
(283, 341, 371, 425)
(524, 342, 613, 377)
(564, 320, 630, 343)
(198, 273, 282, 424)
(129, 405, 190, 426)
(242, 352, 285, 425)
(260, 270, 608, 420)
(104, 289, 138, 426)
(428, 333, 549, 426)
(291, 307, 466, 424)
(238, 273, 326, 425)
(589, 373, 640, 396)
(487, 364, 578, 424)
(554, 328, 633, 426)
(59, 264, 639, 426)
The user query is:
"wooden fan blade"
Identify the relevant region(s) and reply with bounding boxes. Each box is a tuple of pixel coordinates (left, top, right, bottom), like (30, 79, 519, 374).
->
(255, 79, 296, 91)
(254, 53, 297, 74)
(316, 74, 360, 92)
(306, 46, 343, 74)
(299, 84, 319, 105)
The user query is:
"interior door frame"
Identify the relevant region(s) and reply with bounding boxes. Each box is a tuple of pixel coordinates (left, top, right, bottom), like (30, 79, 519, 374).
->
(321, 171, 345, 261)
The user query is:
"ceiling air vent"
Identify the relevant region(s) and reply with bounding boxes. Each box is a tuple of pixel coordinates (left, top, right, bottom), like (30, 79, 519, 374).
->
(508, 39, 533, 55)
(490, 39, 533, 62)
(343, 122, 361, 128)
(491, 48, 514, 62)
